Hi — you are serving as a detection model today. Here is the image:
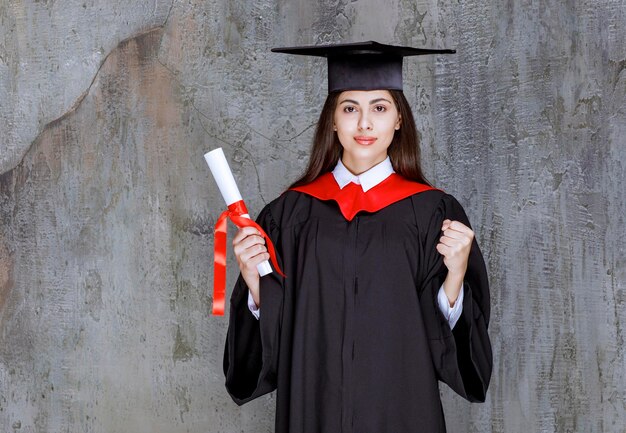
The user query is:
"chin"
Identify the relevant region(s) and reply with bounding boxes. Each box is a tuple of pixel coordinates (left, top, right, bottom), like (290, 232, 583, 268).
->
(354, 149, 386, 161)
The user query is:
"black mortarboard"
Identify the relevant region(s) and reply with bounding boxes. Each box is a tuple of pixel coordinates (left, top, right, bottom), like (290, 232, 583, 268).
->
(271, 41, 455, 93)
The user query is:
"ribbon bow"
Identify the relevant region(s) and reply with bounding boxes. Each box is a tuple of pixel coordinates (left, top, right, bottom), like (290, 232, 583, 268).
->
(212, 200, 285, 316)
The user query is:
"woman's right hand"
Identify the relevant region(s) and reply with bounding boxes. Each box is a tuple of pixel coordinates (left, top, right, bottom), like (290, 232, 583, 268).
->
(232, 226, 270, 308)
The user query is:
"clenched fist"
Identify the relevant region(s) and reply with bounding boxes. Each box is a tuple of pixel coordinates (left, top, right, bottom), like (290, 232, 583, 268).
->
(436, 219, 474, 306)
(232, 226, 270, 307)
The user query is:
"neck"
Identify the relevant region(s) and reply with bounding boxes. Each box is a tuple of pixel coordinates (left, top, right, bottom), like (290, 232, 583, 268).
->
(341, 154, 387, 175)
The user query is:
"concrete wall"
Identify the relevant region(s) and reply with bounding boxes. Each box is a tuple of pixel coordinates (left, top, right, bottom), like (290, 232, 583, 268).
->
(1, 0, 624, 432)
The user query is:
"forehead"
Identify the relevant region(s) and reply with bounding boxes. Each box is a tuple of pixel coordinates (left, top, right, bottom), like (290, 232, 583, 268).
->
(337, 89, 393, 103)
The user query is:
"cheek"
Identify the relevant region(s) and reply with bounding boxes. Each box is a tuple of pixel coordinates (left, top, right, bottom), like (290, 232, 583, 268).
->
(334, 114, 354, 132)
(382, 119, 399, 137)
(336, 131, 352, 149)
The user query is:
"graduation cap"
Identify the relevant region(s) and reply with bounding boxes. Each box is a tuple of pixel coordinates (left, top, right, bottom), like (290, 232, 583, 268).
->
(271, 41, 455, 93)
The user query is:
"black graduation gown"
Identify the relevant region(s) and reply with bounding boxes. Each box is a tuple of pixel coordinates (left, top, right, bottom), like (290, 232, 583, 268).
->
(223, 188, 492, 433)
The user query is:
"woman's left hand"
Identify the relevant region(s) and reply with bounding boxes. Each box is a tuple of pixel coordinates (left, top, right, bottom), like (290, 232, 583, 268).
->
(436, 219, 474, 278)
(436, 219, 474, 306)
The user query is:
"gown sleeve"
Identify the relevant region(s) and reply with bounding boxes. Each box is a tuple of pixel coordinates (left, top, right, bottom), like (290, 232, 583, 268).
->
(418, 193, 492, 402)
(223, 204, 284, 405)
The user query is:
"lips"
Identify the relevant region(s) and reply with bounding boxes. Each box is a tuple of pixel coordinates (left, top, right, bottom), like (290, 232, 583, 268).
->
(354, 136, 377, 145)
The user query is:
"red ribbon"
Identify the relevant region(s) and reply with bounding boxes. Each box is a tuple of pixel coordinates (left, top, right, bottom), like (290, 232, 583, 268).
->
(212, 200, 285, 316)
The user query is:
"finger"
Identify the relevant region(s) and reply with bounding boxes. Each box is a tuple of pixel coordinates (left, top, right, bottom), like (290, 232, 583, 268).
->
(232, 228, 252, 246)
(235, 234, 265, 251)
(448, 220, 474, 235)
(240, 252, 271, 277)
(439, 235, 459, 248)
(238, 244, 269, 265)
(232, 226, 262, 245)
(436, 242, 450, 256)
(248, 252, 271, 268)
(444, 225, 474, 245)
(240, 251, 271, 273)
(233, 234, 266, 257)
(441, 219, 451, 231)
(442, 229, 466, 240)
(440, 237, 471, 255)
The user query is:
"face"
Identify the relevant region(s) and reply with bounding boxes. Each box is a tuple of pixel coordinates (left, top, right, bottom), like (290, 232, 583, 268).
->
(333, 90, 401, 174)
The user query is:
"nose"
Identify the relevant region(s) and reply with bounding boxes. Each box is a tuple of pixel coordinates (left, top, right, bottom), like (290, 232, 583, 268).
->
(358, 112, 372, 131)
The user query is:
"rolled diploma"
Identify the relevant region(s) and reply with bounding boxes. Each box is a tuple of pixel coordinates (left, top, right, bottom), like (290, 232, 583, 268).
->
(204, 148, 272, 276)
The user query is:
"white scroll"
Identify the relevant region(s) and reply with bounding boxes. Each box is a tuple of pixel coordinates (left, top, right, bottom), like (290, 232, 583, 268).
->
(204, 148, 272, 276)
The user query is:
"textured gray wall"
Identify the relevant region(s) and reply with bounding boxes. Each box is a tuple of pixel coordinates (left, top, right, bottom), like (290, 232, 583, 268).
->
(1, 0, 625, 432)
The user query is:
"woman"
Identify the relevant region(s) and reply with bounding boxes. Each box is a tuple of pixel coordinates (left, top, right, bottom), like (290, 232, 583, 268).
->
(223, 41, 492, 433)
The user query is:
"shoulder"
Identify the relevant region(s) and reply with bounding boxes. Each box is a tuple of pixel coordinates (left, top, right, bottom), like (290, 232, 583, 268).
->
(257, 189, 316, 229)
(409, 188, 469, 225)
(410, 188, 463, 207)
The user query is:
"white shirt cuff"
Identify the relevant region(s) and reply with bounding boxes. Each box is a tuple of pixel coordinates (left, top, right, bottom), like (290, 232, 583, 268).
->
(247, 290, 260, 320)
(437, 283, 464, 329)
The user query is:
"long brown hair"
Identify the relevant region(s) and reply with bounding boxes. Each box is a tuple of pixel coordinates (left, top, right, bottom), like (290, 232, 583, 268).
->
(289, 90, 431, 188)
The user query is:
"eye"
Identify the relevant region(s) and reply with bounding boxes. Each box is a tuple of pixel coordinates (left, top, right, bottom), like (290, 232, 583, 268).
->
(373, 105, 387, 112)
(343, 105, 357, 113)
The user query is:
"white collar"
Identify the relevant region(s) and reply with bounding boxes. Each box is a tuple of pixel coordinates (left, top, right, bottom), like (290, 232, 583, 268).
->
(332, 157, 395, 192)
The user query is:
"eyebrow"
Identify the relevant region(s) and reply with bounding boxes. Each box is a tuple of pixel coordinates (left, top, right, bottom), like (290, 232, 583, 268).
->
(339, 98, 393, 105)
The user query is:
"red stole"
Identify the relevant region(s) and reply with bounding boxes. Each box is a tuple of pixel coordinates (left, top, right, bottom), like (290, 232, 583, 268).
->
(291, 172, 437, 221)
